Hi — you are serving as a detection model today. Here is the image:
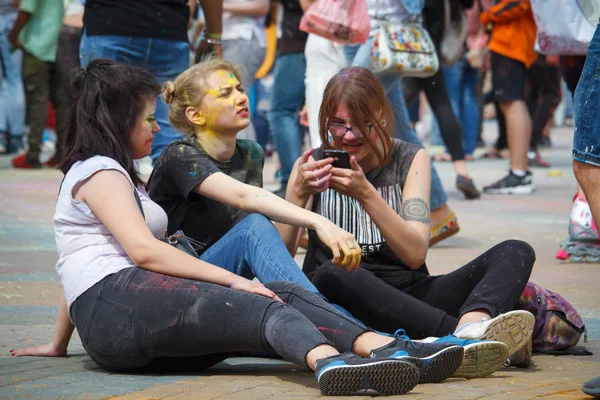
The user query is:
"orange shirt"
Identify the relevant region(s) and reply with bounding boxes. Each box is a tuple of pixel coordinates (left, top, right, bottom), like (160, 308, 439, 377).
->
(481, 0, 538, 68)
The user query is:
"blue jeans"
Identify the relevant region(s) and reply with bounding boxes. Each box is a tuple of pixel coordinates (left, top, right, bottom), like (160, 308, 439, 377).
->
(199, 213, 318, 291)
(0, 12, 26, 146)
(79, 32, 190, 162)
(199, 213, 359, 321)
(268, 53, 306, 187)
(343, 41, 448, 210)
(573, 23, 600, 167)
(443, 57, 480, 156)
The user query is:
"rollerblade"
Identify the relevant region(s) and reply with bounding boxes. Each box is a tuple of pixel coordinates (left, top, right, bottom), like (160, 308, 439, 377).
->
(556, 193, 600, 263)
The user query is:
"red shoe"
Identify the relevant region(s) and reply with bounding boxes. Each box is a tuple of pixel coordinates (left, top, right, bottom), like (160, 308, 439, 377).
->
(43, 156, 60, 168)
(12, 154, 42, 169)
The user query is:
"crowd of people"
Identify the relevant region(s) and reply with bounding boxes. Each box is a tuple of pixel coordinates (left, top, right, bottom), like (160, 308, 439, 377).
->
(4, 0, 600, 397)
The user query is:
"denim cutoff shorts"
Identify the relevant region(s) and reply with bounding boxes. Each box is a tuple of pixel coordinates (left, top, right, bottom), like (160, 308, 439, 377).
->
(573, 21, 600, 167)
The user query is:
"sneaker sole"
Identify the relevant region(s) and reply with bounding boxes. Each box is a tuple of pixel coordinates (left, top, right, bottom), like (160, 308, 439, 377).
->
(453, 341, 509, 379)
(318, 359, 420, 396)
(476, 311, 535, 357)
(419, 345, 464, 383)
(483, 184, 535, 195)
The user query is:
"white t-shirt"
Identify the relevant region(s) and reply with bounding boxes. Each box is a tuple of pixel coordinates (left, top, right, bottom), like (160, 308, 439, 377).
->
(54, 156, 168, 319)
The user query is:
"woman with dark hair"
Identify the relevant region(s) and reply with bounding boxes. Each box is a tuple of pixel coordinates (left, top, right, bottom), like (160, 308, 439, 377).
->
(9, 59, 467, 396)
(286, 66, 536, 378)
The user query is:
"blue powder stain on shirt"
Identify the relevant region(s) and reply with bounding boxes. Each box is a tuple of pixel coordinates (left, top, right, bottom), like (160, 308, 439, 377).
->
(187, 171, 197, 177)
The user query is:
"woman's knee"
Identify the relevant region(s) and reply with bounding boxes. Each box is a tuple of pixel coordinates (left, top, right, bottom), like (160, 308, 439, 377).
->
(265, 280, 305, 294)
(497, 239, 536, 270)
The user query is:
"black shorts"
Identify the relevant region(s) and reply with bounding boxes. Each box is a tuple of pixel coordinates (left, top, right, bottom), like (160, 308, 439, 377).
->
(491, 51, 527, 102)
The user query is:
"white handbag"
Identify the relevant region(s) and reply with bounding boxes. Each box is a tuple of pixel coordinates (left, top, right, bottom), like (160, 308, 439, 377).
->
(370, 16, 439, 77)
(531, 0, 600, 55)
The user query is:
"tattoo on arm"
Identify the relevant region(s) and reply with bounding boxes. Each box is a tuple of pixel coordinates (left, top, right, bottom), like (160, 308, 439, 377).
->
(401, 197, 430, 224)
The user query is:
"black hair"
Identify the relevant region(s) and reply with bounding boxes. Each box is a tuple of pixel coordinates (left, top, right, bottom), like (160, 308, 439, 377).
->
(59, 59, 161, 186)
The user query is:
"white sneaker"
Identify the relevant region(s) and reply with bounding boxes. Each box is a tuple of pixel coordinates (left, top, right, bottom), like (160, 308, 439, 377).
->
(454, 310, 535, 357)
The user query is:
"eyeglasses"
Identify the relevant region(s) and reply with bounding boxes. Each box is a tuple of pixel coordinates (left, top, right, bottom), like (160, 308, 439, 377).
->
(327, 122, 373, 138)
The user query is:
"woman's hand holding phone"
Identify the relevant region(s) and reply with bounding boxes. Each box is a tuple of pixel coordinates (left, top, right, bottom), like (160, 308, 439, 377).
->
(291, 149, 335, 199)
(329, 156, 372, 201)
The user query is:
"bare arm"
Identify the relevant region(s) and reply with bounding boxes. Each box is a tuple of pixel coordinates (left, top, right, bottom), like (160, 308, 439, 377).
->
(224, 0, 269, 16)
(299, 0, 314, 12)
(8, 10, 31, 49)
(79, 170, 278, 297)
(10, 292, 74, 357)
(359, 150, 431, 268)
(196, 171, 360, 269)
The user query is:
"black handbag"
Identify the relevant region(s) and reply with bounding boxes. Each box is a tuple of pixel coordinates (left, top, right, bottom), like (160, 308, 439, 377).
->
(133, 189, 205, 257)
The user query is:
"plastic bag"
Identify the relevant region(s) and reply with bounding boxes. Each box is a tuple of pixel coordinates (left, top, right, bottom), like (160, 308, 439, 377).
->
(531, 0, 600, 55)
(299, 0, 370, 45)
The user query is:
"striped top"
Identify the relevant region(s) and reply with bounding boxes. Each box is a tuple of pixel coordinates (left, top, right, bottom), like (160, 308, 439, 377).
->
(303, 139, 430, 277)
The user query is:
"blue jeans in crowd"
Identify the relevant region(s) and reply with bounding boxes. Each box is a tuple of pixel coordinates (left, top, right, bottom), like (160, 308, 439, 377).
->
(0, 12, 26, 151)
(343, 41, 448, 211)
(267, 53, 306, 189)
(573, 22, 600, 167)
(443, 57, 479, 157)
(79, 32, 189, 162)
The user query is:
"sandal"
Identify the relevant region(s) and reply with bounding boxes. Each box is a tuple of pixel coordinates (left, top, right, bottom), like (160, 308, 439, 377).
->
(430, 212, 460, 247)
(456, 175, 481, 200)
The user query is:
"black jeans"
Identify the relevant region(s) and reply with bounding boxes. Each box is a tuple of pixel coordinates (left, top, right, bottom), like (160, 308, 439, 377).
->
(71, 268, 368, 372)
(403, 69, 465, 161)
(311, 240, 535, 339)
(527, 59, 562, 151)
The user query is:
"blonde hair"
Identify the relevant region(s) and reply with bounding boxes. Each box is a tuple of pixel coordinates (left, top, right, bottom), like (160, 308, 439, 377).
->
(162, 57, 244, 135)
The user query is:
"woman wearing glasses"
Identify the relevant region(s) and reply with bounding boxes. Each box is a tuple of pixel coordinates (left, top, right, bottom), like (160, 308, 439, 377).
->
(284, 67, 536, 370)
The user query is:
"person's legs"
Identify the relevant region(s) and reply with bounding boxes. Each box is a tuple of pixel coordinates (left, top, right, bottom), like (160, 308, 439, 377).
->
(311, 262, 458, 338)
(146, 39, 190, 161)
(199, 213, 320, 293)
(17, 52, 50, 167)
(484, 52, 533, 195)
(80, 33, 188, 162)
(268, 53, 306, 190)
(0, 12, 25, 152)
(573, 25, 600, 228)
(305, 34, 345, 147)
(528, 59, 561, 152)
(461, 63, 480, 157)
(421, 70, 465, 162)
(70, 268, 333, 371)
(48, 61, 71, 163)
(56, 24, 82, 100)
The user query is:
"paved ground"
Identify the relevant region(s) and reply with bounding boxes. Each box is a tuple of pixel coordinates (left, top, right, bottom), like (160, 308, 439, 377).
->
(1, 124, 599, 399)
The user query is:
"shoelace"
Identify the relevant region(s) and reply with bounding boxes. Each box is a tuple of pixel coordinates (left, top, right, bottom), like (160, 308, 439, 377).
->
(394, 329, 417, 349)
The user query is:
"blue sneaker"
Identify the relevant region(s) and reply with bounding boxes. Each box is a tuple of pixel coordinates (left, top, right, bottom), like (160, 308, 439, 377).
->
(370, 329, 464, 383)
(425, 335, 509, 379)
(315, 352, 420, 396)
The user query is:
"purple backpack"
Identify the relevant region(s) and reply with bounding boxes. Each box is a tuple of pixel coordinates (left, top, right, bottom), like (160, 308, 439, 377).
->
(516, 282, 588, 353)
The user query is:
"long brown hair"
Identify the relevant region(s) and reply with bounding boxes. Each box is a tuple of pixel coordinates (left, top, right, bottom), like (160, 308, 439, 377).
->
(319, 67, 394, 166)
(59, 59, 161, 187)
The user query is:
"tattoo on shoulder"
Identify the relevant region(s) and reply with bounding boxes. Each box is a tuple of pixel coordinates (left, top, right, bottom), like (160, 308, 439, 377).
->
(401, 197, 430, 224)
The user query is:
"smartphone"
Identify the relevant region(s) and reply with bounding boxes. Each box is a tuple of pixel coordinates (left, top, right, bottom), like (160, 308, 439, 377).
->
(323, 149, 351, 169)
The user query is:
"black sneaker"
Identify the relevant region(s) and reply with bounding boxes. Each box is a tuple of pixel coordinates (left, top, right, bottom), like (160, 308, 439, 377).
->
(370, 329, 464, 383)
(483, 171, 534, 195)
(315, 352, 420, 396)
(456, 175, 481, 200)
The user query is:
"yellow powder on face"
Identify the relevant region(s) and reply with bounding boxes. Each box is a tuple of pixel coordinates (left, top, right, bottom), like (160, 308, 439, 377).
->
(204, 88, 220, 97)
